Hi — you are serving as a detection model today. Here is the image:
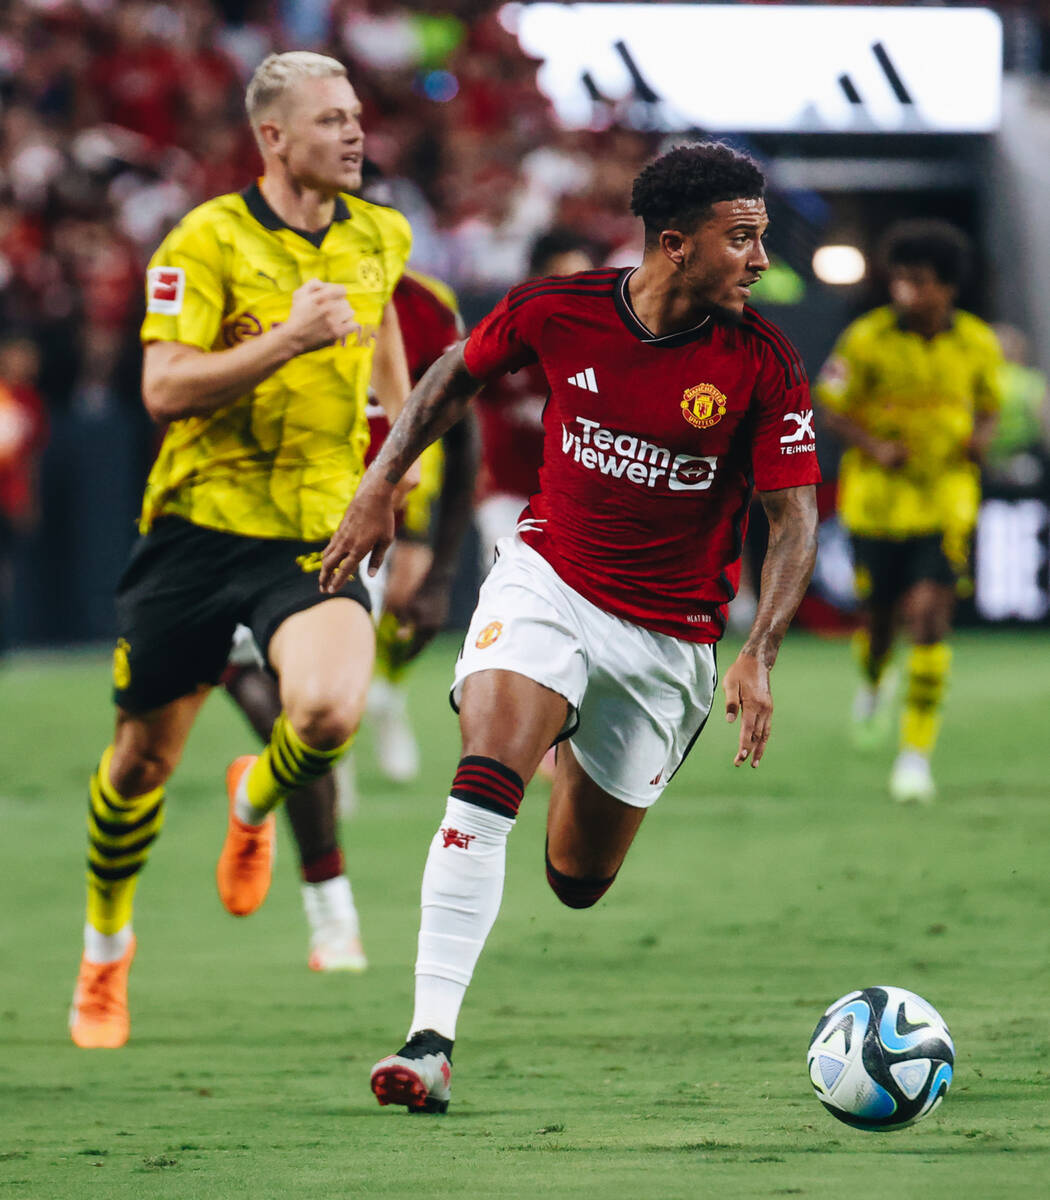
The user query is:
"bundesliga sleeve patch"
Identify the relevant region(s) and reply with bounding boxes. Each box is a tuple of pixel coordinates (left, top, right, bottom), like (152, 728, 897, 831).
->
(147, 266, 185, 315)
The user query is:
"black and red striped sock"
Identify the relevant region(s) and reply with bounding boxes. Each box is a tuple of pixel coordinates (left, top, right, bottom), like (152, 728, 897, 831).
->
(449, 756, 524, 821)
(545, 843, 617, 910)
(301, 846, 344, 884)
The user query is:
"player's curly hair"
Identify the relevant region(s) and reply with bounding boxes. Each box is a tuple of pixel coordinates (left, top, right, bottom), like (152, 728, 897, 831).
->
(879, 219, 972, 288)
(631, 143, 765, 247)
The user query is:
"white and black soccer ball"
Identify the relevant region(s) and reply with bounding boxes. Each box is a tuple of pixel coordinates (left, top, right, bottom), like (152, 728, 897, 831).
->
(807, 986, 954, 1130)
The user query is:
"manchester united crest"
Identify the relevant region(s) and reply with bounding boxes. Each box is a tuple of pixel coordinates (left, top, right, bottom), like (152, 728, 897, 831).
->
(681, 383, 728, 430)
(475, 620, 503, 649)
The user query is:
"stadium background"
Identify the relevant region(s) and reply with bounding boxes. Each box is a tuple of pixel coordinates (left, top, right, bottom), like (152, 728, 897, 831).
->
(2, 0, 1049, 650)
(3, 7, 1050, 1196)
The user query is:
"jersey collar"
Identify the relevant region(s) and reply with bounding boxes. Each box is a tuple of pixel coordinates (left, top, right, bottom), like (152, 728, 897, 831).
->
(241, 181, 351, 248)
(893, 307, 957, 339)
(614, 268, 713, 348)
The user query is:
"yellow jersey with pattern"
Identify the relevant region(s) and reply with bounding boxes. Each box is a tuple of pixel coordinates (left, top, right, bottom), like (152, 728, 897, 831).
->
(139, 183, 411, 541)
(816, 306, 1002, 538)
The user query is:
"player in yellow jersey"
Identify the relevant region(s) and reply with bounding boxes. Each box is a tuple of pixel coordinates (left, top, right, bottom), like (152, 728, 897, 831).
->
(220, 263, 478, 970)
(816, 220, 1002, 803)
(70, 51, 421, 1048)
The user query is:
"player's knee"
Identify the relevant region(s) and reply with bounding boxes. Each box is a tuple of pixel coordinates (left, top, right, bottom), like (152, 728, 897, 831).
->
(109, 748, 175, 797)
(545, 848, 617, 910)
(285, 692, 361, 751)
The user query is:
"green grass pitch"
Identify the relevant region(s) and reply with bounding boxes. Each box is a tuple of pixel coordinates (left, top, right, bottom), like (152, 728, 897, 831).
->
(1, 630, 1048, 1199)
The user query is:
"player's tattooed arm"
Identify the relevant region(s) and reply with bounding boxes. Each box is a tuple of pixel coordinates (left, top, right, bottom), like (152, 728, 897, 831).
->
(723, 484, 818, 767)
(376, 343, 483, 487)
(319, 342, 485, 592)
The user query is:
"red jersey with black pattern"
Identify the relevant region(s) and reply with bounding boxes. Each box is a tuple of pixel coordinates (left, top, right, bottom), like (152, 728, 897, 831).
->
(475, 361, 548, 502)
(365, 270, 462, 465)
(462, 267, 820, 643)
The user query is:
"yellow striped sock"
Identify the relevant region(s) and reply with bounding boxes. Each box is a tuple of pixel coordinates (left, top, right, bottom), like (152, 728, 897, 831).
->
(900, 643, 952, 755)
(851, 629, 892, 687)
(244, 712, 353, 816)
(86, 745, 165, 935)
(375, 610, 413, 685)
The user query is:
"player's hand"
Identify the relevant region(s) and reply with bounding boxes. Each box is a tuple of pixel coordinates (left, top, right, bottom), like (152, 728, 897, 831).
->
(868, 438, 909, 470)
(387, 573, 453, 663)
(284, 278, 359, 355)
(723, 651, 773, 768)
(320, 480, 396, 593)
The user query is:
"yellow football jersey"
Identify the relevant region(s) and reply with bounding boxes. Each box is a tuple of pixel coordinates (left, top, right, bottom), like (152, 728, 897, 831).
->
(139, 183, 411, 541)
(816, 306, 1002, 538)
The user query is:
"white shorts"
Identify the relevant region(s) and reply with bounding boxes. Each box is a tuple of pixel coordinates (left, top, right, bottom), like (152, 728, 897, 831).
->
(451, 536, 717, 807)
(476, 493, 528, 580)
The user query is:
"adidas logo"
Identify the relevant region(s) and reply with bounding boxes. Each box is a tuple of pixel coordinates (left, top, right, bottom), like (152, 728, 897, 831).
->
(567, 367, 598, 392)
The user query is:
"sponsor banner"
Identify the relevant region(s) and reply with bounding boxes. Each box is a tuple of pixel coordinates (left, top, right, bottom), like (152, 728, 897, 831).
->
(504, 4, 1001, 134)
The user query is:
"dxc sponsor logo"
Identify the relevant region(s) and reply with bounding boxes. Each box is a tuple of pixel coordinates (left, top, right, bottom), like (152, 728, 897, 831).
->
(561, 416, 717, 492)
(780, 410, 816, 455)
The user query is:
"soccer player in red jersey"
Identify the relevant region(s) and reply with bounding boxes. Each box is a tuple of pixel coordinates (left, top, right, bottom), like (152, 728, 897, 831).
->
(320, 143, 820, 1112)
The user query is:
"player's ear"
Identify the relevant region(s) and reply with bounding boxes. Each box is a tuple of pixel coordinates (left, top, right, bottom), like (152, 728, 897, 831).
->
(257, 117, 284, 154)
(659, 229, 687, 266)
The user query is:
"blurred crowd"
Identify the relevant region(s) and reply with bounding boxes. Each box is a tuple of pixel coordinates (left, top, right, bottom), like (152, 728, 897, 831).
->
(0, 0, 667, 422)
(2, 0, 1050, 418)
(1, 0, 1049, 649)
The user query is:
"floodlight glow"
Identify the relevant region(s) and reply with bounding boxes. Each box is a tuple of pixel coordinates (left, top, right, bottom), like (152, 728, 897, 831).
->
(812, 245, 866, 286)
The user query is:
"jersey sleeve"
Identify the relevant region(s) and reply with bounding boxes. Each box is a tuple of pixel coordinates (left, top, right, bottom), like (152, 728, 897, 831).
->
(750, 345, 822, 491)
(973, 323, 1005, 415)
(140, 214, 226, 351)
(418, 290, 462, 369)
(814, 322, 867, 415)
(462, 287, 540, 380)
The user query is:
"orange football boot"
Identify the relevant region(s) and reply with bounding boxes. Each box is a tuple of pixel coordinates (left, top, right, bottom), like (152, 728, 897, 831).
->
(216, 756, 275, 916)
(70, 935, 136, 1048)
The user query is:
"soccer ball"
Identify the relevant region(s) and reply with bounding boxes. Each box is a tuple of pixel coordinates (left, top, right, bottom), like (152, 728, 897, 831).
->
(807, 986, 954, 1130)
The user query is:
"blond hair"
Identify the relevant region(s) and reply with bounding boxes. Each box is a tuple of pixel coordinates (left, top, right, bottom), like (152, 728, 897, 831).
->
(245, 51, 348, 142)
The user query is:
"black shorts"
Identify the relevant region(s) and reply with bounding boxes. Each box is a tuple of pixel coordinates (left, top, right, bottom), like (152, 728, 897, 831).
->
(850, 533, 958, 608)
(112, 516, 370, 712)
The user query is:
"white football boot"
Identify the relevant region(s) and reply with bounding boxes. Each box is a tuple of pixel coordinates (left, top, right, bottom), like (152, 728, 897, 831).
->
(889, 749, 936, 805)
(371, 1030, 453, 1113)
(851, 666, 898, 750)
(302, 877, 367, 972)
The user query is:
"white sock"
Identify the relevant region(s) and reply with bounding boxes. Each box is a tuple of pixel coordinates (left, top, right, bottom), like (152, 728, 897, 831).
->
(410, 797, 514, 1042)
(301, 875, 360, 940)
(368, 676, 398, 715)
(84, 922, 133, 964)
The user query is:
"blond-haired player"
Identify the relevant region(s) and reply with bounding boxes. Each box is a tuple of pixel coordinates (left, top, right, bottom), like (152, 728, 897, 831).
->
(70, 51, 419, 1048)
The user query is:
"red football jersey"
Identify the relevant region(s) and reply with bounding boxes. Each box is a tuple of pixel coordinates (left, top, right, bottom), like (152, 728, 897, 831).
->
(475, 361, 548, 502)
(463, 268, 820, 643)
(365, 271, 461, 465)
